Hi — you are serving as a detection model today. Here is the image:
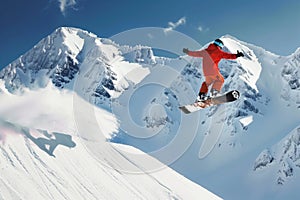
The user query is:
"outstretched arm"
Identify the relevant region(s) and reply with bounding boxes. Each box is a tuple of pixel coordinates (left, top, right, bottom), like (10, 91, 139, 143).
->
(183, 48, 206, 58)
(220, 51, 238, 59)
(221, 50, 244, 59)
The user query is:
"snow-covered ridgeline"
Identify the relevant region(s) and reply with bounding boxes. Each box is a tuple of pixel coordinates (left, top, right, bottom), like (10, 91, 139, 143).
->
(0, 27, 155, 108)
(254, 127, 300, 185)
(281, 48, 300, 107)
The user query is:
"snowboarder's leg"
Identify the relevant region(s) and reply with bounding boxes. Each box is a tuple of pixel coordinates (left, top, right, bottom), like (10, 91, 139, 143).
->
(197, 76, 213, 101)
(197, 82, 208, 101)
(210, 73, 224, 97)
(199, 81, 209, 94)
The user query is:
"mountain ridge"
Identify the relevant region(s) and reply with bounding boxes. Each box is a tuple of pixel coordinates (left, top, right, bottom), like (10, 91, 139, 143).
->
(1, 26, 300, 199)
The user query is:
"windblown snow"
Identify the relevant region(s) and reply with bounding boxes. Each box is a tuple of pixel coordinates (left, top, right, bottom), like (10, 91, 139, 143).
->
(1, 26, 300, 200)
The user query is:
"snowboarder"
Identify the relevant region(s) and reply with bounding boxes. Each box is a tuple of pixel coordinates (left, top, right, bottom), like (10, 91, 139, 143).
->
(183, 39, 244, 102)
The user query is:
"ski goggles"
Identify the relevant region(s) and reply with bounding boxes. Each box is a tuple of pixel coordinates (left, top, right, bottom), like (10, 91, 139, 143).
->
(214, 40, 224, 48)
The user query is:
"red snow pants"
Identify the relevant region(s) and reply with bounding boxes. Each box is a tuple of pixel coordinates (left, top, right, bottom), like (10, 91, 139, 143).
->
(199, 72, 224, 94)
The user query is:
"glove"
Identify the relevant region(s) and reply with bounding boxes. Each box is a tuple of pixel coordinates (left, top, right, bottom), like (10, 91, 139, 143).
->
(236, 50, 244, 58)
(183, 48, 189, 54)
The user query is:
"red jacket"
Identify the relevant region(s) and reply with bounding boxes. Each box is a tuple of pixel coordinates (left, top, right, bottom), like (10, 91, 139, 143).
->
(187, 44, 237, 76)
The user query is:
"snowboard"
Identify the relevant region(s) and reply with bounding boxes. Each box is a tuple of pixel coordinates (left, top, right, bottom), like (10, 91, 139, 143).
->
(179, 90, 240, 114)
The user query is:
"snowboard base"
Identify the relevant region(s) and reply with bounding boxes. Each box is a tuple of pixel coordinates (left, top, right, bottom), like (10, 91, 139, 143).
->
(179, 90, 240, 114)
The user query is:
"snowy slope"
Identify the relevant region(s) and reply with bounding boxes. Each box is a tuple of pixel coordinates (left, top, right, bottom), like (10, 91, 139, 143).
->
(252, 48, 300, 189)
(0, 126, 219, 200)
(254, 127, 300, 185)
(0, 81, 220, 200)
(0, 27, 221, 200)
(1, 26, 300, 200)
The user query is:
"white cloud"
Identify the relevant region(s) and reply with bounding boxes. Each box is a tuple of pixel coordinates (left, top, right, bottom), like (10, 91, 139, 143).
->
(58, 0, 77, 15)
(197, 25, 209, 33)
(164, 17, 186, 34)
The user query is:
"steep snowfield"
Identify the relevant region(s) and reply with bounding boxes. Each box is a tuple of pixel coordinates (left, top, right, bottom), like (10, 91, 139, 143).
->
(0, 81, 220, 200)
(0, 130, 219, 200)
(1, 26, 300, 200)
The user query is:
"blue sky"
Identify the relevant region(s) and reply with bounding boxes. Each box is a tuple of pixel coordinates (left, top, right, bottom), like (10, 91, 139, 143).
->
(1, 0, 300, 68)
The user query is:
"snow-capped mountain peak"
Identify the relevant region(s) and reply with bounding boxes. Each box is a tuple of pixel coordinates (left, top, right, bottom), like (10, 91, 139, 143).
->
(220, 36, 262, 92)
(0, 27, 221, 199)
(1, 27, 300, 200)
(0, 27, 154, 107)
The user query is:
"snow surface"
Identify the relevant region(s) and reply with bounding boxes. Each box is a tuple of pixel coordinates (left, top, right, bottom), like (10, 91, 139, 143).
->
(0, 80, 220, 200)
(1, 26, 300, 200)
(239, 115, 253, 128)
(0, 27, 221, 200)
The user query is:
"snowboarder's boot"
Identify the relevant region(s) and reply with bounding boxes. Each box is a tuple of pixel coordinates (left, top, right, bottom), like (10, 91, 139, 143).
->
(210, 89, 220, 98)
(196, 92, 208, 102)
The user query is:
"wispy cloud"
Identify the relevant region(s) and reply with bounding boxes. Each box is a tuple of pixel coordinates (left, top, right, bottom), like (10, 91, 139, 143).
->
(164, 17, 186, 33)
(57, 0, 77, 15)
(197, 25, 209, 33)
